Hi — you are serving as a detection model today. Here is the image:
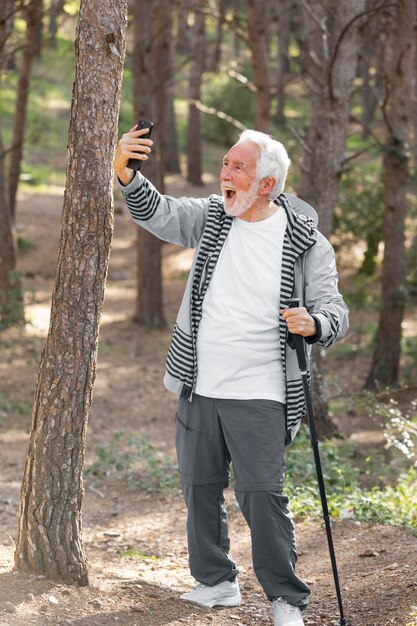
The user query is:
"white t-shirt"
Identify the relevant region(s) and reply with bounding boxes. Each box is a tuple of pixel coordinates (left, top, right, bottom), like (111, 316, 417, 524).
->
(195, 207, 288, 403)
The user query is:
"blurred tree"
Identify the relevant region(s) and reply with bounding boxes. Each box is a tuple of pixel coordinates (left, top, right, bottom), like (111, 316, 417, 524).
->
(132, 0, 167, 328)
(0, 0, 24, 329)
(232, 0, 242, 57)
(247, 0, 271, 132)
(175, 0, 191, 56)
(296, 0, 365, 438)
(210, 0, 227, 71)
(365, 0, 416, 389)
(297, 0, 366, 239)
(357, 4, 384, 139)
(187, 2, 206, 185)
(14, 0, 128, 583)
(274, 0, 292, 125)
(8, 0, 43, 220)
(165, 1, 181, 174)
(48, 0, 66, 48)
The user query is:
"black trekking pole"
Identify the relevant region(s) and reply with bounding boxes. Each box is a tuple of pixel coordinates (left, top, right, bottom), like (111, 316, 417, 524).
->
(285, 298, 349, 626)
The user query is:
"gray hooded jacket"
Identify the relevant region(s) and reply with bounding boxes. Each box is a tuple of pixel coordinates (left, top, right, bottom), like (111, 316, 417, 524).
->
(120, 173, 349, 443)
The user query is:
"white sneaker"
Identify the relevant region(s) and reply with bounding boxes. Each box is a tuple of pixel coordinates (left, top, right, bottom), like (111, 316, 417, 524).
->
(180, 579, 241, 608)
(272, 597, 305, 626)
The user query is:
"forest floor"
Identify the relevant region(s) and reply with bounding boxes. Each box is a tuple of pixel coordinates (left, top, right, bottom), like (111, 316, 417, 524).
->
(0, 176, 417, 626)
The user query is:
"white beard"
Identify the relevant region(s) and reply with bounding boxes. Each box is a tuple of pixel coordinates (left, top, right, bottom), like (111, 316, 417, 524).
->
(223, 180, 260, 217)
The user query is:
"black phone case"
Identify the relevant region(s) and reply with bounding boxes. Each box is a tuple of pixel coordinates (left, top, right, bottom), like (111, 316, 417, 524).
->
(127, 120, 154, 171)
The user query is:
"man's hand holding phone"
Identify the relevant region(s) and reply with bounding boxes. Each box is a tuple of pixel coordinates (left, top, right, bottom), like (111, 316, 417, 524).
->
(114, 120, 154, 186)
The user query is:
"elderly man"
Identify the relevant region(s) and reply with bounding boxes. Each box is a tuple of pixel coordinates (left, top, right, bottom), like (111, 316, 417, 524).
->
(114, 126, 348, 626)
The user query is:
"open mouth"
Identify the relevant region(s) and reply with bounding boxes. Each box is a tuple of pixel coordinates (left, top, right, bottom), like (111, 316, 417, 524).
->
(223, 187, 236, 201)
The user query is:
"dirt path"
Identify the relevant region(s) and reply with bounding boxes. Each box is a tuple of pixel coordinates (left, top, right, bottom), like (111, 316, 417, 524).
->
(0, 185, 416, 625)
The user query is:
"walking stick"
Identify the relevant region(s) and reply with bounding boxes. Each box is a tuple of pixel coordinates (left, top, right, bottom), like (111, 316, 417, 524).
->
(285, 298, 348, 626)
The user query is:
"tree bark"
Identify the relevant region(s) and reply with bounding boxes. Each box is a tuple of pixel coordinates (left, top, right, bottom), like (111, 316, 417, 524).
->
(365, 0, 416, 389)
(8, 0, 43, 220)
(132, 0, 166, 328)
(14, 0, 128, 584)
(247, 0, 271, 132)
(296, 0, 365, 437)
(186, 2, 205, 186)
(297, 0, 365, 239)
(0, 0, 24, 329)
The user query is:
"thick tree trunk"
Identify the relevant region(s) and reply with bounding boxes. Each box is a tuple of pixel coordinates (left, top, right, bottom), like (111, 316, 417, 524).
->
(365, 0, 415, 389)
(247, 0, 271, 132)
(186, 3, 205, 186)
(8, 0, 43, 220)
(133, 0, 166, 328)
(297, 0, 365, 437)
(298, 0, 365, 239)
(14, 0, 128, 584)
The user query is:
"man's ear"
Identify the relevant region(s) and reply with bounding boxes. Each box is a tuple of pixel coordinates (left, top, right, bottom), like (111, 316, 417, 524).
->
(260, 176, 276, 195)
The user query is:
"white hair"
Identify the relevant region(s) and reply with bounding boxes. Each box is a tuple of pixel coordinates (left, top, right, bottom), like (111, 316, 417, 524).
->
(236, 129, 291, 198)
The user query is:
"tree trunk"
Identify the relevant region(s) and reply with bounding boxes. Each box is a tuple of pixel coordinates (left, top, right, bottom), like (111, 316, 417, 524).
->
(297, 0, 365, 437)
(0, 0, 24, 329)
(210, 0, 227, 71)
(232, 0, 241, 58)
(14, 0, 128, 584)
(274, 0, 292, 125)
(8, 0, 43, 220)
(365, 0, 415, 389)
(247, 0, 271, 132)
(298, 0, 365, 239)
(186, 3, 205, 186)
(175, 0, 191, 56)
(49, 0, 66, 48)
(165, 2, 181, 174)
(132, 0, 166, 328)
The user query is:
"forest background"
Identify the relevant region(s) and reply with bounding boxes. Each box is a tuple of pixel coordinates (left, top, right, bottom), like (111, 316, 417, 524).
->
(0, 1, 416, 625)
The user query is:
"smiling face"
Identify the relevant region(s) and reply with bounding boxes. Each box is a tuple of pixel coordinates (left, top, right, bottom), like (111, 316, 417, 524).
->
(220, 141, 261, 217)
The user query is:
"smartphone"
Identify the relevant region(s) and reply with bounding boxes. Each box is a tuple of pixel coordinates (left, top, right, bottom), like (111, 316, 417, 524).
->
(127, 120, 154, 171)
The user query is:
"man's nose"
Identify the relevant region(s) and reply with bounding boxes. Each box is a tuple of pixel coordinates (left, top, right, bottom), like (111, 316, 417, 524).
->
(220, 165, 231, 180)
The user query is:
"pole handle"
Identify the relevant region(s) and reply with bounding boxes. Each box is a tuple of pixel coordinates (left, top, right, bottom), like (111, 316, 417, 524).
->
(283, 298, 308, 372)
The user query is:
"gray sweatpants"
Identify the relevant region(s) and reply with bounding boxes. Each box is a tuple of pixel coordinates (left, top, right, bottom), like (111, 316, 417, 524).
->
(175, 393, 310, 609)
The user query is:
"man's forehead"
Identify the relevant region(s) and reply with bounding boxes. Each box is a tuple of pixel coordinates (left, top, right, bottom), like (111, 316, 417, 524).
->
(223, 141, 259, 164)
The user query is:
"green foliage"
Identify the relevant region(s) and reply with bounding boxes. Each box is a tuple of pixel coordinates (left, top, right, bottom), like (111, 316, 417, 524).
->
(0, 390, 32, 417)
(361, 394, 417, 466)
(85, 431, 178, 493)
(335, 167, 385, 277)
(120, 548, 160, 561)
(201, 70, 256, 146)
(286, 425, 417, 533)
(17, 235, 36, 253)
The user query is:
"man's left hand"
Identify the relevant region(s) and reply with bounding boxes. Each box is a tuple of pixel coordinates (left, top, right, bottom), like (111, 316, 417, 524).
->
(280, 306, 316, 337)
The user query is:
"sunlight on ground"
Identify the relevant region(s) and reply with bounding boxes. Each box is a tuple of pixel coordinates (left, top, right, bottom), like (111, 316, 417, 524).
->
(21, 184, 65, 197)
(0, 430, 30, 444)
(25, 304, 50, 335)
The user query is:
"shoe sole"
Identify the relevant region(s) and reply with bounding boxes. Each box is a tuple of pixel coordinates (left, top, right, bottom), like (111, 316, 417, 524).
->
(180, 594, 242, 609)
